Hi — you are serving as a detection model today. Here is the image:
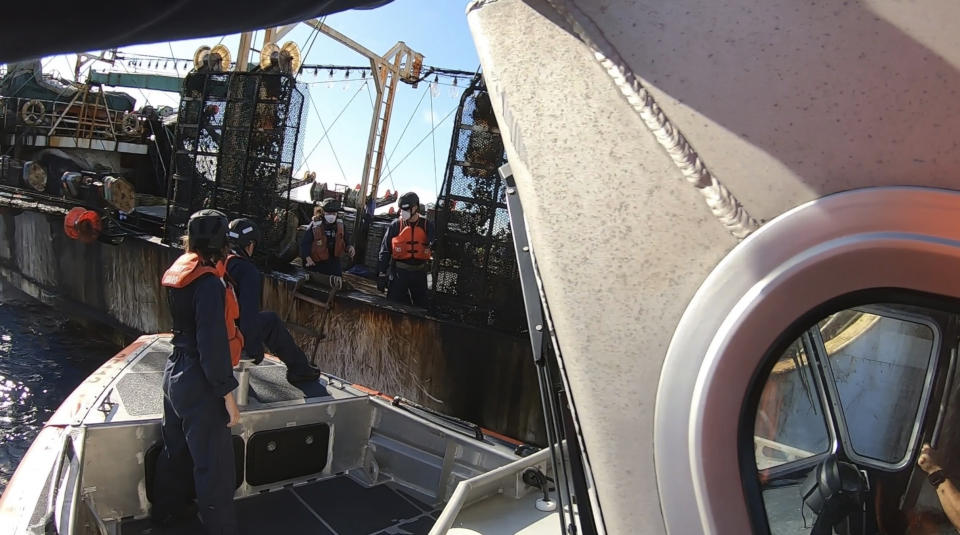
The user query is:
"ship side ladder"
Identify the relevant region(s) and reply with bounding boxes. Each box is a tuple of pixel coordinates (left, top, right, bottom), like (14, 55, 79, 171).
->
(283, 275, 342, 365)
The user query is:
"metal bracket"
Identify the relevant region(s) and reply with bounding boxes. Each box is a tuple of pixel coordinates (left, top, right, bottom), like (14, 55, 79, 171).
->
(501, 164, 546, 364)
(501, 163, 599, 535)
(96, 389, 116, 418)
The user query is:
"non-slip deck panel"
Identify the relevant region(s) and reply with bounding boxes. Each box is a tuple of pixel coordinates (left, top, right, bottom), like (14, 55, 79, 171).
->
(117, 352, 329, 416)
(121, 514, 206, 535)
(116, 372, 164, 416)
(293, 477, 423, 534)
(247, 362, 331, 402)
(120, 488, 332, 535)
(236, 488, 333, 535)
(120, 475, 436, 535)
(378, 516, 435, 535)
(392, 487, 439, 512)
(131, 349, 171, 372)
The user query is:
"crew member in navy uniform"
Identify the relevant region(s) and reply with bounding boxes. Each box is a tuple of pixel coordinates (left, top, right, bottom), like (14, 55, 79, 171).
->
(153, 209, 241, 534)
(378, 192, 435, 307)
(227, 218, 321, 384)
(300, 198, 355, 276)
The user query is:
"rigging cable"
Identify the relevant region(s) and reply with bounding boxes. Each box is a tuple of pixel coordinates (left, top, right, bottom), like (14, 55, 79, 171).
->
(298, 80, 367, 174)
(299, 15, 326, 70)
(430, 85, 438, 199)
(384, 86, 429, 173)
(305, 90, 348, 182)
(379, 104, 458, 185)
(168, 42, 181, 77)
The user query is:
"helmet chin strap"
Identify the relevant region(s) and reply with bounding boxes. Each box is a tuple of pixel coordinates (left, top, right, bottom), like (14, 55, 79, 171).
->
(233, 244, 253, 258)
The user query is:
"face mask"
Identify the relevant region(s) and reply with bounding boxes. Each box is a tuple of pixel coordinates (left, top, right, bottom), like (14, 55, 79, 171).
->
(323, 214, 337, 224)
(400, 209, 412, 221)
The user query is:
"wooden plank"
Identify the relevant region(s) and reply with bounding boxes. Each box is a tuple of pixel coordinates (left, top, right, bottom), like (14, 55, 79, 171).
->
(293, 292, 329, 308)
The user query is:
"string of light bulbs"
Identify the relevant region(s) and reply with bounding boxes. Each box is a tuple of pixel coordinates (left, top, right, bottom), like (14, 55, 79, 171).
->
(113, 51, 475, 85)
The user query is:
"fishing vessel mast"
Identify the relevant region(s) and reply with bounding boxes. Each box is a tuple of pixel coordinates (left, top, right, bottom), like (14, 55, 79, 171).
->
(231, 20, 422, 264)
(302, 19, 423, 263)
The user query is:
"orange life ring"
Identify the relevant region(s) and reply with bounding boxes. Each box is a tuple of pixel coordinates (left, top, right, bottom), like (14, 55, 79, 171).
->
(63, 207, 102, 244)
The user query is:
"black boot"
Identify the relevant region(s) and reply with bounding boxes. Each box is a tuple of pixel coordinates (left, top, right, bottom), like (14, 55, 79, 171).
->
(286, 365, 321, 384)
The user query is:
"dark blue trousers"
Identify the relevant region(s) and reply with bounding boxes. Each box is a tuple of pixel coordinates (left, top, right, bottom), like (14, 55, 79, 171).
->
(387, 268, 428, 307)
(257, 310, 314, 373)
(153, 354, 238, 534)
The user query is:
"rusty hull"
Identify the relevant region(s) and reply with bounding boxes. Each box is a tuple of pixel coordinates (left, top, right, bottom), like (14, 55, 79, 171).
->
(0, 208, 544, 443)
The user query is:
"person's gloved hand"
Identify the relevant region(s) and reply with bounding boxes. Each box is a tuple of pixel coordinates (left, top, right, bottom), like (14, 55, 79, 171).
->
(377, 272, 388, 292)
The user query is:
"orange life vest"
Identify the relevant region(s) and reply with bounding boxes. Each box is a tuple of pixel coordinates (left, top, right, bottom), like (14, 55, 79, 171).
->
(162, 252, 244, 366)
(391, 218, 431, 261)
(310, 221, 345, 262)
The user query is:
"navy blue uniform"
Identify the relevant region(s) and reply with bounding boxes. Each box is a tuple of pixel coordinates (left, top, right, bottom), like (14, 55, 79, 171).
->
(226, 254, 315, 376)
(378, 218, 435, 307)
(299, 219, 351, 276)
(153, 274, 238, 534)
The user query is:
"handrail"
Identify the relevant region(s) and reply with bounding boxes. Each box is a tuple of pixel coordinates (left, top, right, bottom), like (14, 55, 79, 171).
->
(429, 446, 552, 535)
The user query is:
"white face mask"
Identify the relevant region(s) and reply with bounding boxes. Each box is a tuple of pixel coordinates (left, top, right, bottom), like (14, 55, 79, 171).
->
(323, 214, 337, 224)
(400, 209, 412, 221)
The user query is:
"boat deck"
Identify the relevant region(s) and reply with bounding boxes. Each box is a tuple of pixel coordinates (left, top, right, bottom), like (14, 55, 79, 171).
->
(117, 474, 439, 535)
(60, 336, 562, 535)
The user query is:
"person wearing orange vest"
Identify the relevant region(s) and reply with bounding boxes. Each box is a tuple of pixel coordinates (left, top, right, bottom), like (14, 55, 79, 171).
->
(300, 198, 355, 276)
(378, 191, 435, 307)
(152, 209, 240, 534)
(227, 217, 320, 384)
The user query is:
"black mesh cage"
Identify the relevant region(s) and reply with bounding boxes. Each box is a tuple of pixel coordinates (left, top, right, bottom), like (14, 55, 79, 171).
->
(164, 71, 305, 261)
(431, 75, 523, 333)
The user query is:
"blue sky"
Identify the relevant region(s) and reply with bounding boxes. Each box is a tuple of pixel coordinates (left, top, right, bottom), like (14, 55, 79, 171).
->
(40, 1, 480, 204)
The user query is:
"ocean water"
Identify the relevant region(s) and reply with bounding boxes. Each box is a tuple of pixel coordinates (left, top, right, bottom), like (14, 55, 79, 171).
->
(0, 289, 119, 495)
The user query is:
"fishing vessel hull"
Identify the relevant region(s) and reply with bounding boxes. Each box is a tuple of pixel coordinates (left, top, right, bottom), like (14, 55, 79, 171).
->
(0, 207, 543, 444)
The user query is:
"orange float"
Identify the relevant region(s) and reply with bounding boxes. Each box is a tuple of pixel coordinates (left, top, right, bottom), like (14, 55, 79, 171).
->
(63, 207, 102, 244)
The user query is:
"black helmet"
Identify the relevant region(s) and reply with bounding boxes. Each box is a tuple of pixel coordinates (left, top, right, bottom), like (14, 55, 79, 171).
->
(187, 209, 228, 252)
(227, 217, 261, 252)
(320, 197, 341, 212)
(398, 192, 419, 211)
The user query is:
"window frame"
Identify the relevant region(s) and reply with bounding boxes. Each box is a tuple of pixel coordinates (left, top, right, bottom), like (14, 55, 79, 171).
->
(653, 187, 960, 535)
(756, 331, 839, 481)
(810, 305, 941, 471)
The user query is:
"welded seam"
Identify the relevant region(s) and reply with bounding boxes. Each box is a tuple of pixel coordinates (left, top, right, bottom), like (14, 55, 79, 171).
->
(546, 0, 761, 240)
(465, 0, 500, 16)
